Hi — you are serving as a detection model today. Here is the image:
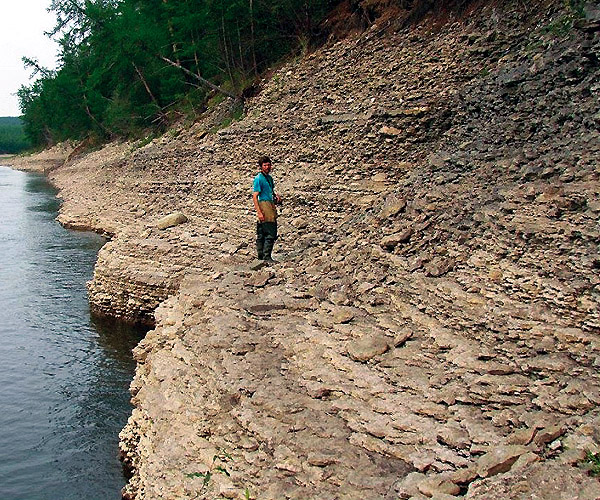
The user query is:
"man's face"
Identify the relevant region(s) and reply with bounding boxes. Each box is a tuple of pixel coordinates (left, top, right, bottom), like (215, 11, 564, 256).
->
(261, 162, 272, 174)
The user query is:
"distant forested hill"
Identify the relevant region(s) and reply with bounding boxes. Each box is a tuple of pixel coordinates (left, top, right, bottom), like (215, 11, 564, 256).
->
(0, 117, 31, 154)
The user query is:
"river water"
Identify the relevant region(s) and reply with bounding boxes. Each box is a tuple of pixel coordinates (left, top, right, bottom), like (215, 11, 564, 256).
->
(0, 166, 143, 499)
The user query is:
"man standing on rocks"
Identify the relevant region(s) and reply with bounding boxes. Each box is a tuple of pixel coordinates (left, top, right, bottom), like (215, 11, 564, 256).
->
(252, 156, 281, 262)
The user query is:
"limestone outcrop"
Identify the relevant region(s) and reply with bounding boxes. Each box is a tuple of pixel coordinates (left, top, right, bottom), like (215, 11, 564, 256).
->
(8, 1, 600, 498)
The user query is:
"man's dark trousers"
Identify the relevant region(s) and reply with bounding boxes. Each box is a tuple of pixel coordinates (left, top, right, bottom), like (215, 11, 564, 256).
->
(257, 221, 278, 260)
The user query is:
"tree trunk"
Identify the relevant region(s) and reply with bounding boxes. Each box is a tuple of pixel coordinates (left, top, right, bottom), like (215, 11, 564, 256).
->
(162, 0, 181, 65)
(249, 0, 258, 76)
(132, 62, 168, 124)
(159, 55, 238, 99)
(237, 20, 245, 74)
(221, 12, 235, 83)
(81, 92, 111, 137)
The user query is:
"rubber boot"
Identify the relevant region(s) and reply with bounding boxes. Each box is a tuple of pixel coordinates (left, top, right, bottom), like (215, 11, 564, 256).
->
(256, 239, 265, 260)
(256, 222, 265, 259)
(263, 236, 275, 262)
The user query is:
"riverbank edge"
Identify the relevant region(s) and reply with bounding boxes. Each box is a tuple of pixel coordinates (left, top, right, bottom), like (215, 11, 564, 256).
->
(5, 2, 600, 498)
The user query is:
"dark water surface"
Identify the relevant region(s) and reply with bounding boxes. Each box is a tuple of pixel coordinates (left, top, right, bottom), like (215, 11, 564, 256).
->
(0, 166, 144, 500)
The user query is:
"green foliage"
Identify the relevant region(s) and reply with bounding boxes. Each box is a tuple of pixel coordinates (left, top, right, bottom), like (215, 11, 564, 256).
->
(184, 447, 255, 498)
(541, 1, 586, 37)
(567, 0, 586, 18)
(207, 93, 226, 109)
(542, 15, 575, 36)
(585, 451, 600, 476)
(19, 0, 340, 148)
(0, 117, 32, 154)
(130, 133, 156, 151)
(183, 447, 235, 494)
(185, 470, 212, 486)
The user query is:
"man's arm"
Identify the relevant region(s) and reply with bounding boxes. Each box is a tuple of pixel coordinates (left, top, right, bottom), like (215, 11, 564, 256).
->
(253, 192, 265, 222)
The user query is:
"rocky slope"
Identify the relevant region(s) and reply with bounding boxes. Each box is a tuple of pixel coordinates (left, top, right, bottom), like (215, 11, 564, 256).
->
(9, 1, 600, 498)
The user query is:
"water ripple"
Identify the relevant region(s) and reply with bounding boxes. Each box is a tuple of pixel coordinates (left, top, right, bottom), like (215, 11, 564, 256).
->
(0, 166, 145, 500)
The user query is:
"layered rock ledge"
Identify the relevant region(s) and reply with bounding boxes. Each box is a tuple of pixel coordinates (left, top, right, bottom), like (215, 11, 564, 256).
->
(8, 1, 600, 498)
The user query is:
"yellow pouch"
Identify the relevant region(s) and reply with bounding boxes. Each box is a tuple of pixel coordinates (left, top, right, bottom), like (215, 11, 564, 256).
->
(258, 201, 277, 222)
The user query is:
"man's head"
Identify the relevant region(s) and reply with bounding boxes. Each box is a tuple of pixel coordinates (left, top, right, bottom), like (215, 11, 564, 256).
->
(258, 156, 272, 174)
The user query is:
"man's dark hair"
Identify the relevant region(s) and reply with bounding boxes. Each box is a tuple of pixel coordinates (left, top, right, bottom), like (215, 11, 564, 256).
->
(258, 155, 272, 166)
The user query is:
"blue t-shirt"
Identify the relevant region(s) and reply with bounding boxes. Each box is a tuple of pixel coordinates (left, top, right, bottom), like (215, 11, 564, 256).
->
(253, 173, 275, 201)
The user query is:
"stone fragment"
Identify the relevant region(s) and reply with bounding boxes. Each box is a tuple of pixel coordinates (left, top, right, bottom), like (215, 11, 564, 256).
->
(418, 477, 461, 497)
(332, 307, 355, 324)
(330, 291, 348, 305)
(380, 228, 413, 249)
(348, 336, 389, 362)
(380, 125, 402, 136)
(511, 452, 540, 470)
(307, 451, 337, 467)
(497, 63, 528, 86)
(320, 112, 370, 123)
(274, 446, 302, 473)
(401, 106, 429, 116)
(238, 437, 259, 451)
(244, 270, 272, 287)
(396, 472, 427, 499)
(249, 259, 268, 271)
(506, 427, 536, 446)
(245, 302, 287, 313)
(393, 329, 413, 347)
(437, 424, 470, 449)
(449, 467, 478, 484)
(425, 258, 455, 277)
(429, 154, 448, 168)
(476, 445, 528, 478)
(156, 212, 188, 229)
(533, 425, 565, 447)
(218, 479, 238, 498)
(380, 195, 407, 218)
(548, 439, 562, 451)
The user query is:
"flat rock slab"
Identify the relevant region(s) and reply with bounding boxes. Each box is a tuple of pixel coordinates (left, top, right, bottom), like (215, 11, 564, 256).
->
(380, 228, 413, 249)
(466, 462, 600, 499)
(476, 445, 529, 478)
(332, 306, 355, 324)
(533, 425, 565, 446)
(418, 476, 461, 497)
(380, 125, 402, 136)
(425, 257, 456, 277)
(249, 259, 268, 271)
(244, 270, 273, 287)
(348, 336, 390, 362)
(244, 302, 287, 314)
(380, 195, 407, 218)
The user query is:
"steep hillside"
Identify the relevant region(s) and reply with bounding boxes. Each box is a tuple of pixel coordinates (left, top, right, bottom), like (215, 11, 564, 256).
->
(8, 1, 600, 499)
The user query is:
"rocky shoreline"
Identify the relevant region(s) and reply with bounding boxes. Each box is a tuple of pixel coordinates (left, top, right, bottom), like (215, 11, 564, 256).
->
(8, 1, 600, 498)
